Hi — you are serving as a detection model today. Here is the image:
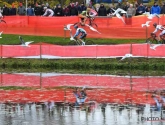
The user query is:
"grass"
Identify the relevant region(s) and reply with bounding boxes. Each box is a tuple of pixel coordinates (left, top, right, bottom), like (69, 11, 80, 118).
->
(0, 58, 165, 76)
(1, 34, 145, 45)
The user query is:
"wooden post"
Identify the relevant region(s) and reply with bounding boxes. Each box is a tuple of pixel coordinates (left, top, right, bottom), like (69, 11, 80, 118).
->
(40, 73, 42, 89)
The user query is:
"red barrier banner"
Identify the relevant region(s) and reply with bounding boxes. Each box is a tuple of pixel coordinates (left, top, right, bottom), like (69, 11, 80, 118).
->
(1, 44, 165, 58)
(2, 15, 164, 39)
(0, 73, 165, 92)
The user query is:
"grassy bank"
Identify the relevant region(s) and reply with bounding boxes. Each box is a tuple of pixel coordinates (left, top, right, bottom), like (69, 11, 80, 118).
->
(0, 58, 165, 76)
(2, 34, 145, 45)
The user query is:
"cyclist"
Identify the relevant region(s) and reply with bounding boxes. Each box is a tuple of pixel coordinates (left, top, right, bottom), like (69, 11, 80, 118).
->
(152, 23, 165, 42)
(42, 7, 54, 17)
(73, 25, 87, 45)
(78, 7, 97, 26)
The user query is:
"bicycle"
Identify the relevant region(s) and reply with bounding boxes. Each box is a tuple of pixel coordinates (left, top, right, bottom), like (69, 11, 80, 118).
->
(146, 33, 165, 44)
(74, 16, 98, 28)
(68, 31, 94, 45)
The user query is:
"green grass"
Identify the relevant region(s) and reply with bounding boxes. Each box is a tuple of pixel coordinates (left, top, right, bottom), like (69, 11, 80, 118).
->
(0, 58, 165, 76)
(1, 34, 145, 45)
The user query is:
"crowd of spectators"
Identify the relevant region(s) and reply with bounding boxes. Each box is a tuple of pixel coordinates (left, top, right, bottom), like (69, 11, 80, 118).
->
(1, 1, 165, 17)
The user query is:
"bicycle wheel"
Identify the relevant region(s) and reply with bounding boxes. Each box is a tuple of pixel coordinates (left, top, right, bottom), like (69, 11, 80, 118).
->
(85, 40, 95, 45)
(146, 37, 158, 44)
(68, 41, 77, 45)
(0, 20, 7, 31)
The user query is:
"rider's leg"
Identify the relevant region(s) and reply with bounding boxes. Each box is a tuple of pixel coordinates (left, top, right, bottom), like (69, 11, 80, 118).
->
(159, 31, 165, 43)
(79, 34, 86, 45)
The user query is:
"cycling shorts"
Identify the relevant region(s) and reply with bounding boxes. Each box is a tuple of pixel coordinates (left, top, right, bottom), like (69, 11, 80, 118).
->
(80, 33, 87, 39)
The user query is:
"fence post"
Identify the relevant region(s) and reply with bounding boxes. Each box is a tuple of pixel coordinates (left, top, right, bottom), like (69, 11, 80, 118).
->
(40, 73, 42, 89)
(40, 43, 42, 59)
(0, 72, 2, 86)
(1, 45, 2, 59)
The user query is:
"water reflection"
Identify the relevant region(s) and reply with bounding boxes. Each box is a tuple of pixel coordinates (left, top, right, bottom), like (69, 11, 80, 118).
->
(0, 73, 165, 125)
(0, 102, 165, 125)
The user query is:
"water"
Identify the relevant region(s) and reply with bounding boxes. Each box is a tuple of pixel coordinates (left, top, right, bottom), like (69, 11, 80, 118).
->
(0, 73, 165, 125)
(0, 103, 165, 125)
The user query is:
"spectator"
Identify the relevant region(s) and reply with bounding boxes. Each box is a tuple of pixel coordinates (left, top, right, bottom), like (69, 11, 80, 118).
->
(34, 3, 41, 16)
(145, 6, 151, 13)
(10, 4, 16, 15)
(18, 3, 26, 15)
(95, 4, 100, 13)
(70, 3, 78, 16)
(54, 4, 63, 16)
(40, 4, 45, 15)
(116, 1, 124, 10)
(136, 3, 145, 15)
(63, 5, 70, 16)
(124, 2, 130, 11)
(161, 2, 165, 14)
(151, 2, 161, 14)
(3, 5, 9, 16)
(78, 2, 86, 14)
(107, 4, 114, 16)
(27, 5, 34, 16)
(127, 4, 136, 16)
(98, 3, 106, 16)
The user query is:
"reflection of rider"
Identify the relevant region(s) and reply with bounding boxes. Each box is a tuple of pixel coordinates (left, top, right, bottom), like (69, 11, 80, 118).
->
(42, 7, 54, 17)
(153, 23, 165, 41)
(73, 88, 87, 106)
(153, 97, 162, 111)
(73, 25, 87, 45)
(78, 7, 97, 25)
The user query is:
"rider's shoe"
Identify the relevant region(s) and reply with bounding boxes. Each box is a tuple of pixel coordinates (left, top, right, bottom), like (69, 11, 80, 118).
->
(82, 42, 85, 45)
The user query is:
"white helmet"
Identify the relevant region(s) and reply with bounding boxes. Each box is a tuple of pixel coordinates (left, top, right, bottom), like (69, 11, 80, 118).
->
(44, 7, 47, 10)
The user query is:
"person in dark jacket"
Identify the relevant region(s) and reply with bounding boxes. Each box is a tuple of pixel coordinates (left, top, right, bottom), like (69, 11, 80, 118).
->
(70, 3, 78, 16)
(98, 4, 106, 16)
(78, 2, 86, 14)
(54, 4, 63, 16)
(34, 3, 41, 16)
(116, 1, 124, 10)
(3, 5, 9, 16)
(10, 4, 16, 15)
(63, 5, 70, 16)
(107, 4, 114, 16)
(136, 3, 145, 15)
(161, 2, 165, 14)
(151, 2, 161, 14)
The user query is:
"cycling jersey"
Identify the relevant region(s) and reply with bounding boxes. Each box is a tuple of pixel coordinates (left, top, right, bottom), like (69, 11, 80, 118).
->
(153, 25, 165, 34)
(81, 9, 97, 17)
(43, 9, 54, 17)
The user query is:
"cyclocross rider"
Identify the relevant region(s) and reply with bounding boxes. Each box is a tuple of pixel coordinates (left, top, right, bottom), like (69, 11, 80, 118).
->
(73, 25, 87, 45)
(153, 23, 165, 42)
(42, 7, 54, 17)
(78, 7, 97, 26)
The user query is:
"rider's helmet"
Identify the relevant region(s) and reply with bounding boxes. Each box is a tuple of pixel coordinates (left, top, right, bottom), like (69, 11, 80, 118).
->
(153, 23, 157, 27)
(74, 25, 78, 29)
(86, 8, 91, 12)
